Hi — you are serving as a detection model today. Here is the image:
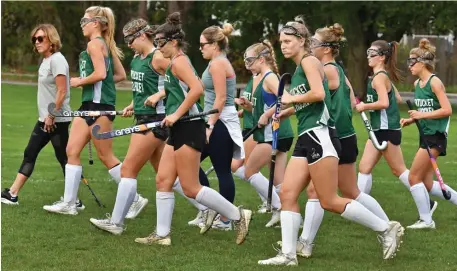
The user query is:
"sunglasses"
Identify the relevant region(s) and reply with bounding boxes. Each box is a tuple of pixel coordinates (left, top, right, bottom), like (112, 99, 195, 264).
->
(153, 37, 173, 48)
(31, 35, 46, 44)
(124, 31, 143, 45)
(200, 42, 212, 48)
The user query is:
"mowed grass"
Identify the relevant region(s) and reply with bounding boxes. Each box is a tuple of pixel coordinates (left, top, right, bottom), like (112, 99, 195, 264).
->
(1, 83, 457, 271)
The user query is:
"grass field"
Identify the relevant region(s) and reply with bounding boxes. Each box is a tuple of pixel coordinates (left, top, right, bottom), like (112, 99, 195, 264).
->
(1, 83, 457, 271)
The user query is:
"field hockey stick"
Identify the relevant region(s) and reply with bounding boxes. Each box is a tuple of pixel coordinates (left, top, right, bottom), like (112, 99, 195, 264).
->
(267, 73, 291, 212)
(406, 100, 451, 200)
(355, 98, 388, 151)
(48, 103, 124, 118)
(92, 109, 219, 140)
(88, 140, 94, 165)
(81, 175, 105, 208)
(205, 125, 258, 176)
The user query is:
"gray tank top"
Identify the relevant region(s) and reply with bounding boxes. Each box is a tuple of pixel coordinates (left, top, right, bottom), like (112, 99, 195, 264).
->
(202, 54, 236, 112)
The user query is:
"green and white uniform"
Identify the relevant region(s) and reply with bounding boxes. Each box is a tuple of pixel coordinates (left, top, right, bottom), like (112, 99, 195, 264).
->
(252, 71, 294, 143)
(414, 75, 450, 136)
(365, 71, 400, 131)
(242, 77, 254, 130)
(325, 62, 355, 138)
(79, 37, 116, 105)
(130, 49, 165, 115)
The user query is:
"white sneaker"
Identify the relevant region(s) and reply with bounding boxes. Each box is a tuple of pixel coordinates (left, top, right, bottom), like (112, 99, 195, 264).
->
(43, 200, 78, 215)
(277, 237, 313, 258)
(211, 215, 233, 231)
(90, 214, 124, 235)
(125, 195, 148, 219)
(265, 209, 281, 228)
(200, 209, 218, 234)
(406, 220, 436, 230)
(58, 196, 85, 211)
(257, 201, 268, 214)
(378, 221, 405, 260)
(188, 210, 204, 227)
(135, 232, 171, 246)
(258, 252, 298, 266)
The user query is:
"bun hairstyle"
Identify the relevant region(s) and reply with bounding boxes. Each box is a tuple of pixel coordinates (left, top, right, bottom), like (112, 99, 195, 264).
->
(410, 38, 436, 71)
(201, 23, 234, 52)
(155, 12, 187, 49)
(315, 23, 346, 56)
(123, 18, 157, 41)
(280, 15, 311, 51)
(371, 40, 402, 83)
(246, 39, 279, 75)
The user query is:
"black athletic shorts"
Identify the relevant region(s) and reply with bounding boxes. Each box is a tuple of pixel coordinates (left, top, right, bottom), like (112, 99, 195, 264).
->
(292, 126, 340, 165)
(134, 114, 168, 141)
(257, 137, 294, 153)
(167, 119, 206, 152)
(420, 132, 447, 156)
(78, 102, 115, 126)
(338, 134, 358, 164)
(242, 128, 254, 139)
(373, 129, 401, 146)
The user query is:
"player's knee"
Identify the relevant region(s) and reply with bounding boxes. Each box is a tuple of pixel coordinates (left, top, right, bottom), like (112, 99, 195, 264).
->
(23, 146, 38, 163)
(340, 186, 360, 199)
(306, 183, 318, 199)
(408, 171, 422, 186)
(319, 196, 340, 212)
(390, 167, 404, 178)
(358, 162, 372, 175)
(120, 162, 135, 178)
(155, 174, 170, 191)
(182, 185, 200, 199)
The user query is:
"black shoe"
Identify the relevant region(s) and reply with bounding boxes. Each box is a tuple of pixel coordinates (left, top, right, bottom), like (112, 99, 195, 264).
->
(1, 188, 19, 205)
(76, 199, 85, 210)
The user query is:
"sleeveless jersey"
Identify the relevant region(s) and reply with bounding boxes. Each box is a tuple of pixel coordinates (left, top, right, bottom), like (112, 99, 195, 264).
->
(288, 56, 333, 136)
(325, 62, 355, 138)
(164, 54, 202, 116)
(79, 37, 116, 105)
(365, 71, 400, 130)
(414, 74, 450, 136)
(252, 71, 294, 142)
(130, 49, 165, 115)
(242, 77, 254, 129)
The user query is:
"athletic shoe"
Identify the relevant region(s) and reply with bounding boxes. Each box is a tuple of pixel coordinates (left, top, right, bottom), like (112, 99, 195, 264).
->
(125, 194, 148, 219)
(406, 220, 436, 230)
(200, 209, 218, 234)
(135, 232, 171, 246)
(265, 209, 281, 228)
(90, 214, 124, 235)
(258, 251, 298, 266)
(188, 210, 204, 227)
(430, 200, 438, 216)
(1, 188, 18, 205)
(378, 221, 405, 259)
(277, 237, 313, 258)
(233, 207, 252, 245)
(257, 201, 268, 214)
(57, 196, 85, 211)
(211, 215, 233, 231)
(43, 200, 78, 215)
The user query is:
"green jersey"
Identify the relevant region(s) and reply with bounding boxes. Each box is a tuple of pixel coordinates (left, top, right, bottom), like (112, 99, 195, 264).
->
(242, 77, 254, 129)
(414, 75, 450, 136)
(79, 37, 116, 106)
(130, 49, 165, 115)
(325, 62, 355, 138)
(366, 71, 400, 130)
(288, 56, 333, 136)
(164, 54, 202, 116)
(252, 71, 294, 142)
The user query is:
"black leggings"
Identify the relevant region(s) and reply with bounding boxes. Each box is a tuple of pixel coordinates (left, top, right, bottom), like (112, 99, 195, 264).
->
(199, 120, 236, 203)
(18, 121, 70, 177)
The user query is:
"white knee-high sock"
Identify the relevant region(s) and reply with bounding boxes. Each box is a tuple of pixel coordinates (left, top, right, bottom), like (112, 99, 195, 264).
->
(430, 181, 457, 205)
(172, 179, 207, 211)
(63, 164, 82, 205)
(357, 173, 372, 194)
(248, 173, 281, 209)
(108, 163, 122, 184)
(300, 199, 324, 243)
(281, 211, 301, 255)
(398, 170, 411, 189)
(195, 186, 240, 221)
(410, 183, 432, 223)
(156, 191, 175, 237)
(341, 201, 389, 232)
(234, 167, 266, 201)
(111, 178, 137, 225)
(355, 192, 389, 221)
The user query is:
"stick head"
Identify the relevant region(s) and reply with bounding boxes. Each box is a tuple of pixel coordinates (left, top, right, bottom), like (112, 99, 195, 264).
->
(47, 103, 62, 117)
(444, 190, 452, 200)
(377, 141, 388, 150)
(91, 125, 102, 138)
